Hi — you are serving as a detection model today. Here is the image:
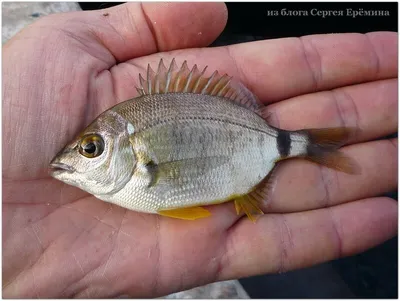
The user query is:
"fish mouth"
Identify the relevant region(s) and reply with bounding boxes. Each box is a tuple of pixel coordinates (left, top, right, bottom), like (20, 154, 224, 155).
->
(49, 162, 75, 175)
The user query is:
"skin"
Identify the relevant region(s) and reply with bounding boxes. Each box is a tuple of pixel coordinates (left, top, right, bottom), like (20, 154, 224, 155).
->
(2, 2, 398, 298)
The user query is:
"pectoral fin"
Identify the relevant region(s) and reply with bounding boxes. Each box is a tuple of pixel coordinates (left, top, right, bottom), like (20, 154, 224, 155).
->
(130, 138, 230, 188)
(150, 156, 230, 187)
(158, 207, 211, 220)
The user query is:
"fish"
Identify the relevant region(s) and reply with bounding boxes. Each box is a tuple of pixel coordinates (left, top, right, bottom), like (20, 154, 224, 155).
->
(49, 59, 359, 222)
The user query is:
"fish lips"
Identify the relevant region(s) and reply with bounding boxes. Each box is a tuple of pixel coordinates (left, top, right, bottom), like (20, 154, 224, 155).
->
(49, 162, 75, 176)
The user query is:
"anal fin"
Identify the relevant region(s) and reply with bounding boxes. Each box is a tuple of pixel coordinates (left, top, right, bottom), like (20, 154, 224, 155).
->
(234, 166, 278, 222)
(234, 195, 264, 222)
(158, 207, 211, 220)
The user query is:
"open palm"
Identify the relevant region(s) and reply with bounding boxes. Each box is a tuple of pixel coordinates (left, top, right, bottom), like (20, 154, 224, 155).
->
(3, 3, 397, 298)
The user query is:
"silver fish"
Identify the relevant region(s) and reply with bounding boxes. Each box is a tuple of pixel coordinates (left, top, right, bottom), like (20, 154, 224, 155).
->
(49, 59, 358, 221)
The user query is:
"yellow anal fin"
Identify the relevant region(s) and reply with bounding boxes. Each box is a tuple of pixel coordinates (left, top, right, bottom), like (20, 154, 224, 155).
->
(234, 195, 264, 223)
(234, 166, 279, 222)
(158, 207, 211, 220)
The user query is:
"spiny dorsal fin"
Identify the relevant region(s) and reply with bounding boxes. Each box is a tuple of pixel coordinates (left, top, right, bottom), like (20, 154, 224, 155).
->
(136, 58, 262, 111)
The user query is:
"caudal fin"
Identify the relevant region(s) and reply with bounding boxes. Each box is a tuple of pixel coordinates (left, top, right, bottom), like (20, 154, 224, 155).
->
(301, 127, 360, 175)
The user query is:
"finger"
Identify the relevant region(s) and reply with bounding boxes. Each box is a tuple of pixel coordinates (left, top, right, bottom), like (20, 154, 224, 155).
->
(224, 31, 397, 102)
(127, 31, 396, 103)
(265, 138, 397, 213)
(83, 2, 227, 62)
(22, 3, 227, 67)
(218, 197, 397, 280)
(267, 79, 398, 144)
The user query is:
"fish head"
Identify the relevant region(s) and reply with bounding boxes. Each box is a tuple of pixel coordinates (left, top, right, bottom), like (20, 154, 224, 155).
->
(49, 110, 136, 196)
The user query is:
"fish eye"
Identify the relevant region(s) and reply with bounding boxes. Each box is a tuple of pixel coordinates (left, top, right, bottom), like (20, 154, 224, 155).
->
(79, 134, 104, 158)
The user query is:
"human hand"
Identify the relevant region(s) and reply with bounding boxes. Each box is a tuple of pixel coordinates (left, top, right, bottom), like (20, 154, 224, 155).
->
(3, 2, 397, 298)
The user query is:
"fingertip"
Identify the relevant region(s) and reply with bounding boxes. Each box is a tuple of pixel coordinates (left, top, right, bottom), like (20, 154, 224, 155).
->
(365, 31, 398, 78)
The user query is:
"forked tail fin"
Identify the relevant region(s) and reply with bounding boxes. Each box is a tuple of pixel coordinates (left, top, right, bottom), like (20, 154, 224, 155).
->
(300, 127, 360, 174)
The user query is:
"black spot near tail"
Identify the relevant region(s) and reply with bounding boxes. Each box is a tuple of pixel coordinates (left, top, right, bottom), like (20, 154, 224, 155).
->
(277, 130, 291, 157)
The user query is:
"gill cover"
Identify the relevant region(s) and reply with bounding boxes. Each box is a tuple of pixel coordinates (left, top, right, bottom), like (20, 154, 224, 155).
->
(50, 110, 136, 196)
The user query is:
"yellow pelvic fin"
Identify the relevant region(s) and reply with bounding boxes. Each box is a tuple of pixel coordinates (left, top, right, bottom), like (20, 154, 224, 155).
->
(158, 207, 211, 220)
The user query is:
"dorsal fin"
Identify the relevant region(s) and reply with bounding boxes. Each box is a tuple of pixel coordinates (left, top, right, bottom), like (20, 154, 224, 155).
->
(136, 58, 262, 111)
